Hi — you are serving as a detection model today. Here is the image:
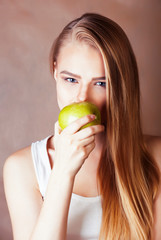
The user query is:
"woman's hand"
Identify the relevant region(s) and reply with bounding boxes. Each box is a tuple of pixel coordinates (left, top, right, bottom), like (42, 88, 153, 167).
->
(53, 114, 105, 179)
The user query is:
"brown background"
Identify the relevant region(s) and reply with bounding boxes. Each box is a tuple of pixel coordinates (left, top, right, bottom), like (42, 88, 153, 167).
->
(0, 0, 161, 239)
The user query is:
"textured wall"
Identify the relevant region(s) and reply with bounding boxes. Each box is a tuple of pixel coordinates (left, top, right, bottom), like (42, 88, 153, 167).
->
(0, 0, 160, 239)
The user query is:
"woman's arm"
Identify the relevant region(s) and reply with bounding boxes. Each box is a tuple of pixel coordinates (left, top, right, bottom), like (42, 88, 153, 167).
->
(30, 169, 74, 240)
(3, 146, 43, 240)
(4, 148, 74, 240)
(3, 115, 104, 240)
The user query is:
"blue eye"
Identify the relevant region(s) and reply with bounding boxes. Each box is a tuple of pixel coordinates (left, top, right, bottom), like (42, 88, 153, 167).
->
(95, 82, 106, 87)
(65, 78, 77, 83)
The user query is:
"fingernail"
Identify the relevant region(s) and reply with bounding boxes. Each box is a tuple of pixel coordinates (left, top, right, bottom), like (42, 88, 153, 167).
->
(90, 114, 96, 119)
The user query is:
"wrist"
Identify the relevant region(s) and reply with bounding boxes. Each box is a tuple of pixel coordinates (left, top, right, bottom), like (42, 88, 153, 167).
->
(51, 167, 75, 186)
(51, 163, 76, 181)
(44, 168, 75, 204)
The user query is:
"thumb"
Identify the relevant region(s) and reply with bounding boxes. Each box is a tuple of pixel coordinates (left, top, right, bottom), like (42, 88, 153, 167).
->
(54, 121, 61, 149)
(54, 121, 62, 137)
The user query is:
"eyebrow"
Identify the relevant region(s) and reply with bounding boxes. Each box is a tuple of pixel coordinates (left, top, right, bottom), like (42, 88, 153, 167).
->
(60, 70, 106, 81)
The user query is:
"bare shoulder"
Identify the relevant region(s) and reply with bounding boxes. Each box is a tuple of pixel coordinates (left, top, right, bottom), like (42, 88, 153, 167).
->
(4, 145, 32, 175)
(3, 146, 43, 239)
(3, 145, 38, 192)
(143, 134, 161, 170)
(4, 145, 32, 168)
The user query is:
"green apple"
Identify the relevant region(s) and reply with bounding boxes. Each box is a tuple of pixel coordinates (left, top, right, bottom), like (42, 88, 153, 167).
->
(58, 101, 101, 130)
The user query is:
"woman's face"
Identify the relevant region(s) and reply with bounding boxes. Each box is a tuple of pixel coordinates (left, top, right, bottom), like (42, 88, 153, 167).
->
(54, 41, 107, 116)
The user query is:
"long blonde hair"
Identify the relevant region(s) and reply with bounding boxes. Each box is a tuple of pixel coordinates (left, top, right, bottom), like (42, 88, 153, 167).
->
(50, 13, 160, 240)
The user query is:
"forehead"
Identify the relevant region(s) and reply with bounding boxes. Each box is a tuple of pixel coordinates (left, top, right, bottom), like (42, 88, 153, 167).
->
(56, 41, 105, 75)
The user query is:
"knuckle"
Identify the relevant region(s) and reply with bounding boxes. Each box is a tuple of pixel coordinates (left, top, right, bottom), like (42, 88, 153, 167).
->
(75, 144, 80, 151)
(68, 137, 74, 145)
(88, 126, 94, 135)
(81, 148, 86, 157)
(91, 135, 95, 142)
(73, 122, 80, 130)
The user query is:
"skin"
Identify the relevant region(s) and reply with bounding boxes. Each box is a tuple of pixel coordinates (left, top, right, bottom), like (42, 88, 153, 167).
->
(3, 41, 161, 240)
(53, 41, 107, 196)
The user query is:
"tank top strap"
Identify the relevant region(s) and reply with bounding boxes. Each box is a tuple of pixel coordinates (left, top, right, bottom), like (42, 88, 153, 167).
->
(31, 135, 52, 198)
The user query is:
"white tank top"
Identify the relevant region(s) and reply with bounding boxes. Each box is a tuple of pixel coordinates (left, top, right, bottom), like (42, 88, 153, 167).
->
(31, 136, 102, 240)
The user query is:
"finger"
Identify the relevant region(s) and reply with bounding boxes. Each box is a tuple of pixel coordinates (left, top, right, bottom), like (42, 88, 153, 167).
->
(62, 114, 96, 134)
(79, 135, 95, 147)
(54, 121, 62, 136)
(76, 124, 105, 140)
(84, 141, 95, 158)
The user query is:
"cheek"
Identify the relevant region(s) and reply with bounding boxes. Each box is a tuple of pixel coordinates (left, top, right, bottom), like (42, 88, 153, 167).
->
(91, 90, 107, 125)
(100, 102, 107, 125)
(56, 82, 75, 109)
(91, 89, 106, 108)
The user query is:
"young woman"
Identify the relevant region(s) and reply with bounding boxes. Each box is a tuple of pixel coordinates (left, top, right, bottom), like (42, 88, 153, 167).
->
(3, 13, 161, 240)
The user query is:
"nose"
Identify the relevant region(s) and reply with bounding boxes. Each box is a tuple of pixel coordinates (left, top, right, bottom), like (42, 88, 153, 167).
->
(75, 84, 89, 103)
